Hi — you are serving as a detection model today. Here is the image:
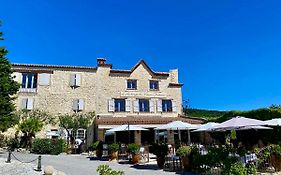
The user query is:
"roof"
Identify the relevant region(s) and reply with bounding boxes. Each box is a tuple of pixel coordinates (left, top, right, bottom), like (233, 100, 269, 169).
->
(110, 60, 169, 77)
(95, 116, 204, 126)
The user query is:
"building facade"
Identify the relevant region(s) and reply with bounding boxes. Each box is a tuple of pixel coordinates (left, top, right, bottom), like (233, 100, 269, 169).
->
(12, 58, 202, 146)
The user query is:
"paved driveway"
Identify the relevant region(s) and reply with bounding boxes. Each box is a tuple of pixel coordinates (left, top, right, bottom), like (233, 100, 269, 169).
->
(1, 152, 195, 175)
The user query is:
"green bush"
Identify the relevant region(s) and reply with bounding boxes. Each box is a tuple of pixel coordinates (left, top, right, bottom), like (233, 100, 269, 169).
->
(127, 143, 140, 154)
(149, 143, 168, 157)
(32, 138, 66, 155)
(176, 146, 192, 157)
(229, 162, 247, 175)
(108, 143, 119, 153)
(92, 141, 100, 150)
(97, 165, 124, 175)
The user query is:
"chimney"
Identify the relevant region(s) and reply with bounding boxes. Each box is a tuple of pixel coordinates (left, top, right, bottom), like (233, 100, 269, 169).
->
(97, 58, 106, 66)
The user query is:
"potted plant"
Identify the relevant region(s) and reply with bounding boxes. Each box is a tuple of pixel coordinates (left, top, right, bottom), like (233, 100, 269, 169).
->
(108, 143, 120, 161)
(92, 141, 102, 159)
(150, 143, 169, 168)
(176, 145, 192, 170)
(270, 144, 281, 171)
(128, 143, 141, 164)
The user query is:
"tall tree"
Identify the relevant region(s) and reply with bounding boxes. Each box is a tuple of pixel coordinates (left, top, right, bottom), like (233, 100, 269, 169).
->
(0, 22, 20, 132)
(58, 112, 95, 146)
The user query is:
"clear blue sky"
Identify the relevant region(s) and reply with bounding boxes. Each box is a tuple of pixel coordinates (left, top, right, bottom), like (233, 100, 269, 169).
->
(1, 0, 281, 111)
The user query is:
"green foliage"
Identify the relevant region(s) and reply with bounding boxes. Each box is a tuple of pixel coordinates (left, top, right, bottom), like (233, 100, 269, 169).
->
(149, 143, 168, 157)
(228, 162, 247, 175)
(0, 24, 20, 132)
(184, 108, 226, 121)
(92, 141, 100, 150)
(96, 165, 124, 175)
(108, 143, 119, 152)
(58, 112, 95, 143)
(31, 138, 66, 155)
(176, 146, 192, 157)
(246, 163, 257, 175)
(127, 143, 140, 154)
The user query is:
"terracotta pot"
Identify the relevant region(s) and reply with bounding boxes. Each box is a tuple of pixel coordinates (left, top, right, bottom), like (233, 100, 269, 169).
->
(181, 156, 191, 171)
(132, 153, 141, 164)
(111, 151, 118, 161)
(271, 154, 281, 172)
(156, 156, 166, 168)
(96, 150, 102, 159)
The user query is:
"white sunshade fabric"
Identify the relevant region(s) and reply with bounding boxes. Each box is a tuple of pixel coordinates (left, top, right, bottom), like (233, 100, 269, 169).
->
(154, 121, 199, 130)
(46, 131, 60, 137)
(211, 116, 267, 131)
(192, 122, 219, 132)
(265, 118, 281, 126)
(106, 124, 148, 132)
(236, 125, 273, 131)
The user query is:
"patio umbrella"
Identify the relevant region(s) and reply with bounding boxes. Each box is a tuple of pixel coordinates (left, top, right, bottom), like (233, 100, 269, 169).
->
(154, 121, 199, 144)
(154, 121, 198, 130)
(211, 116, 266, 131)
(265, 118, 281, 126)
(192, 122, 219, 132)
(236, 125, 273, 131)
(106, 124, 148, 132)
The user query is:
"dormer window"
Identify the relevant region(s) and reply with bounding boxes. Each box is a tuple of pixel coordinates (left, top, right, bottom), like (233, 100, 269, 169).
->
(149, 80, 159, 90)
(127, 80, 137, 90)
(22, 73, 37, 89)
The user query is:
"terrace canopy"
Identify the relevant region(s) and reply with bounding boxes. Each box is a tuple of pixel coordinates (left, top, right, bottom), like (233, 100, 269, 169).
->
(265, 118, 281, 126)
(211, 116, 266, 131)
(106, 124, 148, 132)
(192, 122, 219, 132)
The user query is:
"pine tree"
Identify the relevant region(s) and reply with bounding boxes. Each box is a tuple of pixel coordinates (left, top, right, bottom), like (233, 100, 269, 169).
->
(0, 22, 20, 132)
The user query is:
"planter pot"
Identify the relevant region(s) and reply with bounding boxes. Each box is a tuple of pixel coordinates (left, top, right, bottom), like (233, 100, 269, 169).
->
(156, 156, 166, 169)
(111, 151, 118, 161)
(271, 154, 281, 172)
(181, 156, 191, 171)
(132, 153, 141, 164)
(96, 150, 102, 159)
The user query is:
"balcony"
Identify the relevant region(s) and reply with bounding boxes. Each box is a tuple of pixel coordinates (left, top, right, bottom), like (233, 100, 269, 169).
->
(19, 88, 37, 93)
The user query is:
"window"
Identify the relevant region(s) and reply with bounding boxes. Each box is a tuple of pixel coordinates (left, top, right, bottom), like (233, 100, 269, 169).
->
(149, 80, 159, 90)
(162, 100, 172, 112)
(73, 99, 84, 111)
(70, 74, 81, 87)
(71, 129, 86, 140)
(21, 98, 34, 110)
(127, 80, 137, 89)
(114, 99, 125, 112)
(22, 73, 37, 89)
(139, 99, 150, 112)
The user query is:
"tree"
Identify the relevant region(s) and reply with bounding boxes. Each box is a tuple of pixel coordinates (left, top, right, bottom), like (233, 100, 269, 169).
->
(0, 21, 20, 132)
(17, 109, 55, 148)
(58, 112, 95, 146)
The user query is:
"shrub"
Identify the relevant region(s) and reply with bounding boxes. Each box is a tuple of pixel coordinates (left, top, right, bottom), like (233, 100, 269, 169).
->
(31, 138, 66, 155)
(228, 162, 247, 175)
(176, 146, 192, 157)
(6, 137, 19, 150)
(97, 165, 124, 175)
(108, 143, 119, 153)
(149, 143, 168, 157)
(127, 143, 140, 154)
(92, 141, 100, 150)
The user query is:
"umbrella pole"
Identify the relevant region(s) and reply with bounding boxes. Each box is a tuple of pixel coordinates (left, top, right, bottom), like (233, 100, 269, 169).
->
(128, 122, 130, 144)
(187, 130, 191, 145)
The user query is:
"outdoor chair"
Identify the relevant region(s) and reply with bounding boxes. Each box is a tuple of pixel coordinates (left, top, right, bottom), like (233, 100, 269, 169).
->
(118, 144, 128, 161)
(101, 144, 109, 160)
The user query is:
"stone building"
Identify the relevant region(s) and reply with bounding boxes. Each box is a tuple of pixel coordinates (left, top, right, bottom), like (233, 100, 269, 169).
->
(12, 58, 202, 146)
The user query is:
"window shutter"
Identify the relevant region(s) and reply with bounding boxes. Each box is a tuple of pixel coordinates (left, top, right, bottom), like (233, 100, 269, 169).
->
(157, 100, 162, 112)
(73, 99, 78, 111)
(78, 99, 84, 111)
(108, 99, 114, 112)
(75, 74, 81, 87)
(149, 100, 155, 113)
(172, 100, 177, 112)
(27, 98, 34, 110)
(125, 99, 131, 112)
(38, 73, 50, 86)
(21, 98, 28, 109)
(70, 74, 76, 86)
(133, 100, 139, 112)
